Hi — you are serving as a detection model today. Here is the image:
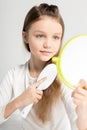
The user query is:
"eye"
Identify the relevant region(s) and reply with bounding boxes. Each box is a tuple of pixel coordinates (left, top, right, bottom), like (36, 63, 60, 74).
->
(53, 36, 60, 40)
(36, 34, 44, 38)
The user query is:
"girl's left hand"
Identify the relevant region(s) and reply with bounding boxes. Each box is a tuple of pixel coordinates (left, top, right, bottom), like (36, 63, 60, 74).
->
(72, 79, 87, 130)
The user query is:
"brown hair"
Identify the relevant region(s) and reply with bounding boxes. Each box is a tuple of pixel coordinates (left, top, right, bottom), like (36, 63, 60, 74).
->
(22, 3, 65, 123)
(22, 3, 64, 52)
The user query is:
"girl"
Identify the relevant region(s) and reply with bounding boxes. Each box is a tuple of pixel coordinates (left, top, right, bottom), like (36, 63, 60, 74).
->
(0, 3, 87, 130)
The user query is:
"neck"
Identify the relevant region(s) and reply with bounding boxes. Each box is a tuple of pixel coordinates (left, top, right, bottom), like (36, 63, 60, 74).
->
(29, 58, 47, 78)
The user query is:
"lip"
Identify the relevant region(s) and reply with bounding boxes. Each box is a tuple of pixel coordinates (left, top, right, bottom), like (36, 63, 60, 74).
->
(40, 50, 52, 55)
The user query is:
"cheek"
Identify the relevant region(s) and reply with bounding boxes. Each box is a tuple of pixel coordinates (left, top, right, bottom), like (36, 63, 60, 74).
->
(29, 41, 40, 52)
(27, 36, 39, 52)
(54, 42, 61, 52)
(29, 44, 37, 52)
(53, 42, 62, 56)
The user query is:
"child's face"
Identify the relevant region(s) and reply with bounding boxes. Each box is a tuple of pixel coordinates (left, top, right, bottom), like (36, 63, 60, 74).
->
(26, 16, 62, 62)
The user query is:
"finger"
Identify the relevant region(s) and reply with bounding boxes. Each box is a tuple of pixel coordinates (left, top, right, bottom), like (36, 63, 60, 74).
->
(79, 79, 87, 89)
(79, 79, 85, 84)
(72, 98, 80, 106)
(75, 79, 85, 88)
(72, 92, 84, 100)
(74, 81, 82, 88)
(36, 94, 42, 100)
(76, 87, 87, 96)
(33, 98, 39, 104)
(34, 77, 47, 88)
(36, 90, 43, 95)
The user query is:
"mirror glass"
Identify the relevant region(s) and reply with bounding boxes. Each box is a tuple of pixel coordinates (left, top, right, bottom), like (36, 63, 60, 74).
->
(52, 35, 87, 89)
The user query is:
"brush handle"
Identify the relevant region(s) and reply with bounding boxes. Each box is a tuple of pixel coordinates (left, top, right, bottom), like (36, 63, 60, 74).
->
(21, 103, 33, 118)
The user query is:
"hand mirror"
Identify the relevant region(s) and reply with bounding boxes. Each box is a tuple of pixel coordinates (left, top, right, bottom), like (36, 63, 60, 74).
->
(52, 34, 87, 89)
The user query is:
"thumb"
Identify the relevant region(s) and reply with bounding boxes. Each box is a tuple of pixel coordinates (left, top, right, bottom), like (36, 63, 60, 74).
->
(79, 79, 87, 89)
(34, 77, 47, 88)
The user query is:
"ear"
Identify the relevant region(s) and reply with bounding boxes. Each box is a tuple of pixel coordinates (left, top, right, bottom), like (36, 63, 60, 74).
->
(22, 31, 28, 44)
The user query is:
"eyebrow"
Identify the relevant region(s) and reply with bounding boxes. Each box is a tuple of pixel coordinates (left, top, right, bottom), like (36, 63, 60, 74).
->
(34, 30, 62, 35)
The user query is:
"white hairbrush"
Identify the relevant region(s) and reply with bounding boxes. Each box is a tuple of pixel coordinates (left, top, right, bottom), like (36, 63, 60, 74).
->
(21, 63, 57, 118)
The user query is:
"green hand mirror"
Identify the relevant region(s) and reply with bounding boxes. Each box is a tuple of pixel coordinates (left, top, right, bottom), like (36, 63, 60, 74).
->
(52, 34, 87, 89)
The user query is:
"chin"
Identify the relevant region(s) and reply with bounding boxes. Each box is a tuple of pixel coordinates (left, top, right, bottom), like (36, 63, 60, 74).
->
(38, 55, 53, 62)
(41, 58, 52, 62)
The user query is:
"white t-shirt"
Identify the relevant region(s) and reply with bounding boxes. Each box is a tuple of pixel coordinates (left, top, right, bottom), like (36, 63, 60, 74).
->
(0, 61, 78, 130)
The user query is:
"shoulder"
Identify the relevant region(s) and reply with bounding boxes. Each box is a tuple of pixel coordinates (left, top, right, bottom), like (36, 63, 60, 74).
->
(1, 61, 28, 84)
(8, 61, 28, 76)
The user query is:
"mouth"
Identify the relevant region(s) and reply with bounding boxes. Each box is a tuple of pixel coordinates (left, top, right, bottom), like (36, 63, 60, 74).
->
(40, 51, 52, 55)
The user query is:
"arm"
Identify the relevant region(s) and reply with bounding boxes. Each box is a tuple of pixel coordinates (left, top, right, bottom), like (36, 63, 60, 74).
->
(72, 79, 87, 130)
(0, 69, 14, 124)
(4, 78, 45, 119)
(0, 69, 45, 123)
(61, 85, 78, 130)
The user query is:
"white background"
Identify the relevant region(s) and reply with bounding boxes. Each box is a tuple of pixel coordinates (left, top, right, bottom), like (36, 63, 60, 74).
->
(0, 0, 87, 81)
(0, 0, 87, 129)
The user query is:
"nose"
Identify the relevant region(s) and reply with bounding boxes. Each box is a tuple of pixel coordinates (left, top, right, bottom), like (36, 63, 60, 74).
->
(43, 38, 51, 48)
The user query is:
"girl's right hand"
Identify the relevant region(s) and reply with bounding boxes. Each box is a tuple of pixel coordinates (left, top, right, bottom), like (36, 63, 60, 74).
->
(15, 77, 46, 109)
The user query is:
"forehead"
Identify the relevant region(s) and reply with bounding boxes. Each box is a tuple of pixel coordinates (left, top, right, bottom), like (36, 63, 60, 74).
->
(29, 16, 62, 34)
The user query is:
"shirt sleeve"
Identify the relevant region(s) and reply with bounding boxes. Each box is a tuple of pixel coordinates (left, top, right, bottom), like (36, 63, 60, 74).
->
(0, 69, 14, 124)
(61, 84, 78, 130)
